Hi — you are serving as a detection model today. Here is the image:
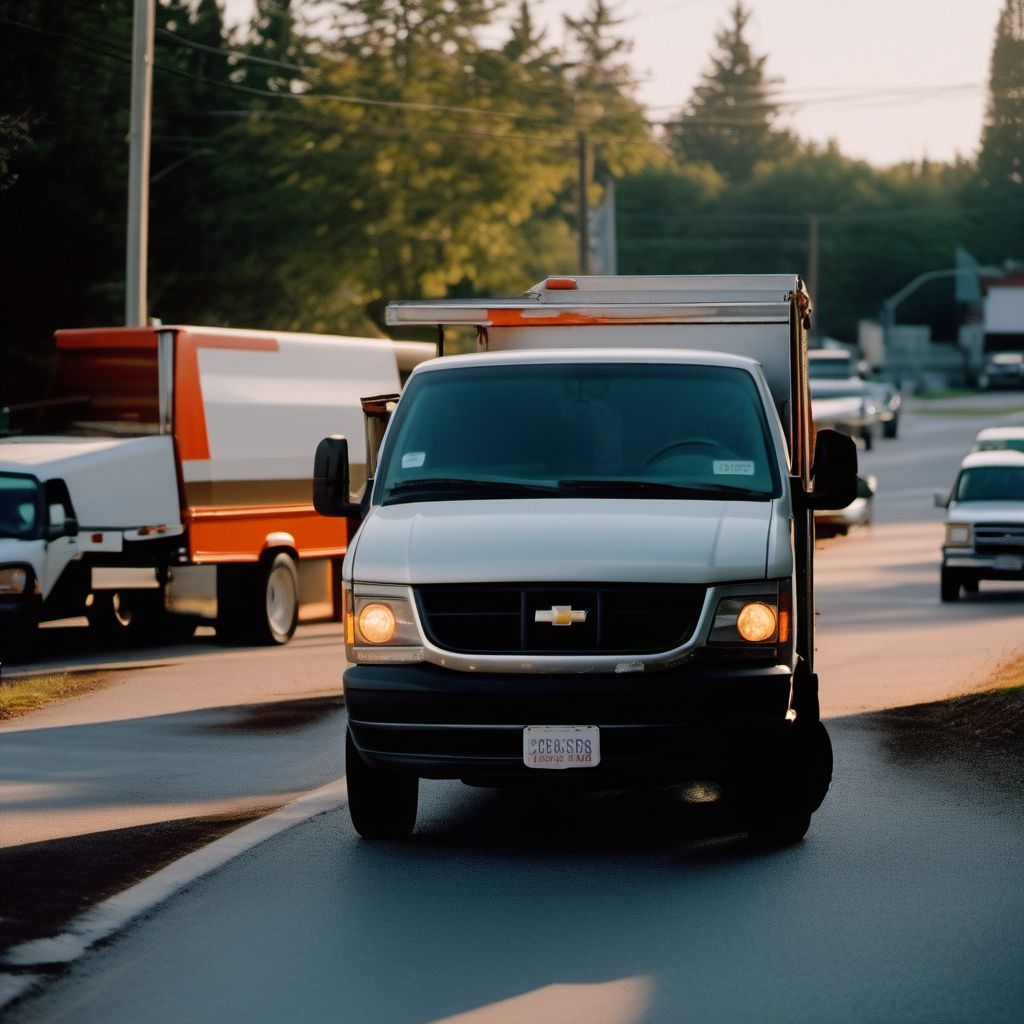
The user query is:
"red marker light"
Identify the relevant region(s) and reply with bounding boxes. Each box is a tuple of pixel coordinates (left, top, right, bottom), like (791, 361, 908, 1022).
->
(546, 277, 578, 290)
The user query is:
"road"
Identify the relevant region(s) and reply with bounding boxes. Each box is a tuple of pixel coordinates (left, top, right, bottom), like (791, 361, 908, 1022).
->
(3, 395, 1024, 1022)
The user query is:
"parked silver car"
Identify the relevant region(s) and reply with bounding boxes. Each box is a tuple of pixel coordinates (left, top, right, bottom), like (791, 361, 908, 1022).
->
(811, 379, 882, 450)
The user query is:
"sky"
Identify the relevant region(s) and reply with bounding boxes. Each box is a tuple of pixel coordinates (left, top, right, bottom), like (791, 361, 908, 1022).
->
(223, 0, 1006, 167)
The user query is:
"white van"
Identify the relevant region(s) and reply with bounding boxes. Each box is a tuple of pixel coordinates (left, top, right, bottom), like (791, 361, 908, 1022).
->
(314, 275, 857, 844)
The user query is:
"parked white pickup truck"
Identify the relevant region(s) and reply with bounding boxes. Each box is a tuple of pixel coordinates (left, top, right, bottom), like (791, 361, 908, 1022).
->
(936, 449, 1024, 601)
(314, 274, 858, 846)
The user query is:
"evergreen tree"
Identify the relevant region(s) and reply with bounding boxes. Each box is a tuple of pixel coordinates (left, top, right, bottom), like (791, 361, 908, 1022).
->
(563, 0, 656, 179)
(669, 1, 793, 183)
(978, 0, 1024, 190)
(246, 0, 303, 93)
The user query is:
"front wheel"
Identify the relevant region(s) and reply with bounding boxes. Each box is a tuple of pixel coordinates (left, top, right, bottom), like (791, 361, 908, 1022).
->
(740, 722, 832, 847)
(940, 567, 961, 603)
(346, 728, 418, 839)
(883, 415, 899, 440)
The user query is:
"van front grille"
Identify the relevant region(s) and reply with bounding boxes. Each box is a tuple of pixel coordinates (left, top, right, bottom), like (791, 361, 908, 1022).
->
(975, 523, 1024, 554)
(415, 584, 705, 656)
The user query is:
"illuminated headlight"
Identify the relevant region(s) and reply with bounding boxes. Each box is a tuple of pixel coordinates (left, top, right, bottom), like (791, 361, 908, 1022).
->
(346, 585, 424, 663)
(0, 567, 29, 595)
(358, 603, 397, 644)
(736, 602, 777, 642)
(945, 524, 973, 548)
(710, 592, 787, 645)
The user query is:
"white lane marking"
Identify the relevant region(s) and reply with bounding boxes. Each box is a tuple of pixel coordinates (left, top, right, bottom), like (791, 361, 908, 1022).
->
(0, 974, 45, 1010)
(0, 776, 347, 1008)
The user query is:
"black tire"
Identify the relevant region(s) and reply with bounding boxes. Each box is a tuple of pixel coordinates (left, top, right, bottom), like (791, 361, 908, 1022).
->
(217, 553, 299, 646)
(962, 578, 979, 594)
(862, 428, 874, 451)
(940, 568, 961, 603)
(87, 591, 196, 645)
(345, 728, 418, 839)
(0, 607, 39, 665)
(883, 415, 899, 440)
(740, 722, 831, 847)
(86, 591, 158, 641)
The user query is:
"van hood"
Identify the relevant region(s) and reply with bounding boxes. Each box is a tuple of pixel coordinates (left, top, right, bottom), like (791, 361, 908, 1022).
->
(348, 498, 778, 585)
(948, 501, 1024, 525)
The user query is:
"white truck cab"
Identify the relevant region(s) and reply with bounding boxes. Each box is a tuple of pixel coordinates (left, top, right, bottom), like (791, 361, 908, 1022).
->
(937, 449, 1024, 601)
(314, 275, 858, 845)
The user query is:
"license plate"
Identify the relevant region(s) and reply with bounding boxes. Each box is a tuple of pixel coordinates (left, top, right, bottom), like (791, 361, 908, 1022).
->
(994, 554, 1023, 571)
(523, 726, 600, 770)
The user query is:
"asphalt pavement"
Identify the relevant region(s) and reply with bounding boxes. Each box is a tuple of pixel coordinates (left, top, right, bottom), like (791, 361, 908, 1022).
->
(6, 711, 1024, 1024)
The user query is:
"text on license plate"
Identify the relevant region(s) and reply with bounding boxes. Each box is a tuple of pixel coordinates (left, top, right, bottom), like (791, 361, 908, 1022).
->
(523, 726, 600, 769)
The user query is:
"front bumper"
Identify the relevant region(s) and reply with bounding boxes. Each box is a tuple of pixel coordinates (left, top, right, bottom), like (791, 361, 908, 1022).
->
(344, 662, 794, 782)
(943, 548, 1024, 579)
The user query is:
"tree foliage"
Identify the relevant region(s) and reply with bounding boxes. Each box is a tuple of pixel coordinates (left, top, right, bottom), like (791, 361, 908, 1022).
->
(0, 0, 1022, 403)
(668, 1, 794, 183)
(978, 0, 1024, 190)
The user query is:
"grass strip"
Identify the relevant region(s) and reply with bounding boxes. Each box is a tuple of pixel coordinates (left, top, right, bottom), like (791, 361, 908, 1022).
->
(0, 672, 102, 720)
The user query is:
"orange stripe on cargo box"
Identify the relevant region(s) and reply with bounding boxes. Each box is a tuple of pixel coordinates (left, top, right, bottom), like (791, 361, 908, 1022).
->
(185, 505, 348, 563)
(56, 327, 160, 350)
(486, 309, 651, 328)
(174, 332, 279, 462)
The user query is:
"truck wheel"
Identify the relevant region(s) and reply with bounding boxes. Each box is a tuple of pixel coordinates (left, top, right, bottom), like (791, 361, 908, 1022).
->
(346, 728, 418, 839)
(259, 553, 299, 645)
(883, 415, 899, 440)
(940, 568, 961, 603)
(86, 591, 159, 641)
(740, 722, 830, 847)
(217, 553, 299, 645)
(861, 428, 874, 451)
(0, 605, 39, 664)
(88, 591, 197, 645)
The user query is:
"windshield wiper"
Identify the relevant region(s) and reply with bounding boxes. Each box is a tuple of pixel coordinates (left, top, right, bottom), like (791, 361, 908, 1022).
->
(556, 479, 770, 500)
(384, 477, 560, 503)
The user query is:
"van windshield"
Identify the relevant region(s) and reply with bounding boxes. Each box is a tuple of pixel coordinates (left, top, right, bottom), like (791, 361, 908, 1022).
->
(376, 362, 781, 504)
(0, 473, 42, 539)
(955, 466, 1024, 502)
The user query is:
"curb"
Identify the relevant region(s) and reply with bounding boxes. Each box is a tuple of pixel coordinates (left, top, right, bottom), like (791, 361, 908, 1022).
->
(0, 776, 348, 1013)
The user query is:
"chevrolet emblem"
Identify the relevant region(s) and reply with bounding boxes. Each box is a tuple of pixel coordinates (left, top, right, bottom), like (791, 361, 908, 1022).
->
(535, 605, 588, 626)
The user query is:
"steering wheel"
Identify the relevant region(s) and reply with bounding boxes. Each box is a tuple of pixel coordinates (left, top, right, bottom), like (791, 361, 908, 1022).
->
(643, 438, 722, 468)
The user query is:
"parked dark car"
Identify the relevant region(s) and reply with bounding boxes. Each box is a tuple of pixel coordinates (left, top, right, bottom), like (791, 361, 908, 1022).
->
(978, 352, 1024, 390)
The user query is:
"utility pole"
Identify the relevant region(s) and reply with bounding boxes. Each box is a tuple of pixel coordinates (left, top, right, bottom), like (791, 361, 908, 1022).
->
(126, 0, 155, 326)
(577, 131, 591, 276)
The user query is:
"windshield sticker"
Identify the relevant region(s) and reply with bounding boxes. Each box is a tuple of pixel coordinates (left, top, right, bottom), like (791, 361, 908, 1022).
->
(713, 460, 755, 476)
(401, 451, 426, 469)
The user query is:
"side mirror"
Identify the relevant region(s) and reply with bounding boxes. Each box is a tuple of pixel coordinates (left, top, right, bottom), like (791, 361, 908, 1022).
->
(312, 436, 362, 518)
(46, 504, 79, 540)
(808, 428, 858, 510)
(932, 489, 950, 509)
